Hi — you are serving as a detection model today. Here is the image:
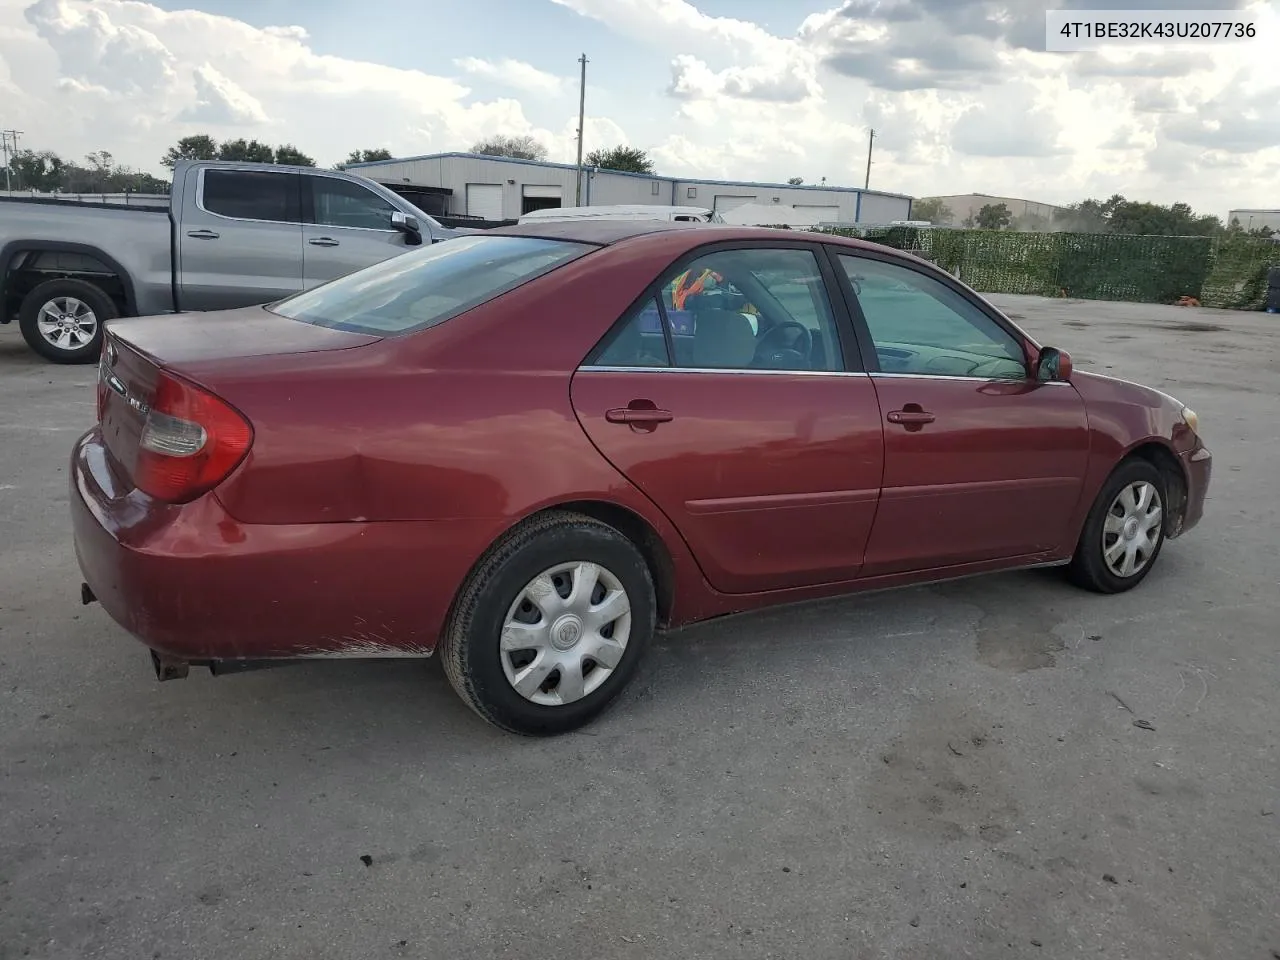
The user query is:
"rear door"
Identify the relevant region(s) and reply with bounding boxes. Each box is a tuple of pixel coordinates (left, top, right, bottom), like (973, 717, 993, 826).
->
(178, 167, 304, 311)
(828, 248, 1090, 575)
(571, 242, 884, 595)
(301, 173, 413, 287)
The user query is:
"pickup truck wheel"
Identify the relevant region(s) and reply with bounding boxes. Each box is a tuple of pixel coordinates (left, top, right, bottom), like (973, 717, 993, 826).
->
(19, 278, 116, 364)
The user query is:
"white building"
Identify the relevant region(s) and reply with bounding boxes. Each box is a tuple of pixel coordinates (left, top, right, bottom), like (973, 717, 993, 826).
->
(1228, 209, 1280, 233)
(344, 152, 913, 225)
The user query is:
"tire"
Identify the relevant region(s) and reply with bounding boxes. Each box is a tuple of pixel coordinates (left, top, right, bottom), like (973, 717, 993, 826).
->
(1067, 458, 1168, 594)
(440, 511, 656, 736)
(18, 278, 117, 364)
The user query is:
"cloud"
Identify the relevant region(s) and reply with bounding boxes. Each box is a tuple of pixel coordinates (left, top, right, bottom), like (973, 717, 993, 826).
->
(2, 0, 1279, 217)
(1072, 51, 1204, 78)
(454, 57, 564, 95)
(5, 0, 582, 170)
(179, 64, 269, 125)
(951, 91, 1066, 157)
(551, 0, 820, 102)
(666, 54, 812, 103)
(24, 0, 175, 96)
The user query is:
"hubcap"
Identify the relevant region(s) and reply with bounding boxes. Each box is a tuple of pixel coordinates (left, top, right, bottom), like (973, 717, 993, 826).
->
(1102, 480, 1163, 578)
(36, 296, 98, 350)
(500, 561, 632, 707)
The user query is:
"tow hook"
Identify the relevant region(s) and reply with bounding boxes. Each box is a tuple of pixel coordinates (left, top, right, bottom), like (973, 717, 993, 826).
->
(80, 583, 97, 605)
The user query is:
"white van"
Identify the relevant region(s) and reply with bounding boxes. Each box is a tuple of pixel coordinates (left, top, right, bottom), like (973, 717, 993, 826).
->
(517, 204, 724, 225)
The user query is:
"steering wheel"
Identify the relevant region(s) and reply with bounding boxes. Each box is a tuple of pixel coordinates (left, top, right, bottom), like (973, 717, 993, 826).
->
(755, 321, 813, 368)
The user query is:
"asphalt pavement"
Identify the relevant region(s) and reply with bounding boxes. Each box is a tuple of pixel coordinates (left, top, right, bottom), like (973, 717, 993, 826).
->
(1, 295, 1277, 960)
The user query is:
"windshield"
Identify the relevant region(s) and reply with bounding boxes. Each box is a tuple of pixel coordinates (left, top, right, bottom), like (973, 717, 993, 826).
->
(269, 235, 592, 336)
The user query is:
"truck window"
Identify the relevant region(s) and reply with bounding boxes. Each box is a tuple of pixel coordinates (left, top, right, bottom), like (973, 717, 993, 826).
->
(311, 177, 397, 231)
(201, 170, 301, 223)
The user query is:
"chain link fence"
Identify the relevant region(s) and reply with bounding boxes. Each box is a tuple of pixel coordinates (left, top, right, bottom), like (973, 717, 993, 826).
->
(821, 226, 1280, 310)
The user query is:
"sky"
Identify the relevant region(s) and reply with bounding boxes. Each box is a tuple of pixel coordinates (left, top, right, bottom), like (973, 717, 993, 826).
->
(1, 0, 1278, 216)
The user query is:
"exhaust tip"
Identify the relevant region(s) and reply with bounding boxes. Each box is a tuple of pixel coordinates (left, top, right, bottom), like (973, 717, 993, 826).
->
(150, 650, 190, 681)
(80, 582, 97, 605)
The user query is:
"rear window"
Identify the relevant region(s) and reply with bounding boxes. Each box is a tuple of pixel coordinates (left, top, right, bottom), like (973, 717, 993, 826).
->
(269, 235, 592, 335)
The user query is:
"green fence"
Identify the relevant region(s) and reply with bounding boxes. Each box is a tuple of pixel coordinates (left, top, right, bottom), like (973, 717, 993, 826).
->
(821, 226, 1280, 310)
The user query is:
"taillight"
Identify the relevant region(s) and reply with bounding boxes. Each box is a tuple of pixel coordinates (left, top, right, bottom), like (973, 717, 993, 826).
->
(134, 371, 253, 503)
(96, 347, 111, 422)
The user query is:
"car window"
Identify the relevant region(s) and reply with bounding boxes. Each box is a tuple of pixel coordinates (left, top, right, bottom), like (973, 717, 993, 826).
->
(658, 248, 843, 371)
(270, 235, 591, 335)
(311, 176, 397, 230)
(593, 297, 671, 367)
(201, 170, 300, 223)
(837, 254, 1027, 379)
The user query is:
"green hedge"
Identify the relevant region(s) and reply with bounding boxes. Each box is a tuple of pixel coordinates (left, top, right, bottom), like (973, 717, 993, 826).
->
(822, 226, 1280, 310)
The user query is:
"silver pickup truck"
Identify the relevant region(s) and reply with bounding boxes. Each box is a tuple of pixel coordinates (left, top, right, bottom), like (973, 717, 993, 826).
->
(0, 159, 468, 363)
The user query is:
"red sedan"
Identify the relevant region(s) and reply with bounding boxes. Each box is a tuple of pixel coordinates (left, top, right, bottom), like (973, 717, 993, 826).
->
(71, 221, 1211, 735)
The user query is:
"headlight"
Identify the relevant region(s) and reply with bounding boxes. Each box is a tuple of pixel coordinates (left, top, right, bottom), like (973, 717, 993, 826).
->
(1182, 406, 1199, 433)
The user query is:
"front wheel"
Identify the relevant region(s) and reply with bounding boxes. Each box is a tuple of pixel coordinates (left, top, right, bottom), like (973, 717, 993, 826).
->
(19, 278, 117, 364)
(1068, 459, 1167, 594)
(440, 512, 656, 735)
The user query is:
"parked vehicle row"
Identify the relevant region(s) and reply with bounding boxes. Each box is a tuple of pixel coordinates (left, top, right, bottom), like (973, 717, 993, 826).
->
(71, 220, 1211, 735)
(1, 160, 469, 363)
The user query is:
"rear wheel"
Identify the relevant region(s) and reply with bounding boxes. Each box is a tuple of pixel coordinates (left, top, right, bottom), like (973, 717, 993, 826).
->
(440, 511, 656, 735)
(1068, 458, 1167, 594)
(19, 278, 116, 364)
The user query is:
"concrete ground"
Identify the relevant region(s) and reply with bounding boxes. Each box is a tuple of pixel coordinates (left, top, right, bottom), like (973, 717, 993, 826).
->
(1, 294, 1276, 960)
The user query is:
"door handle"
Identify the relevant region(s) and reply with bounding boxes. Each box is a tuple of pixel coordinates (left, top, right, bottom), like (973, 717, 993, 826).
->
(605, 406, 673, 425)
(308, 237, 340, 247)
(887, 409, 936, 425)
(186, 229, 219, 240)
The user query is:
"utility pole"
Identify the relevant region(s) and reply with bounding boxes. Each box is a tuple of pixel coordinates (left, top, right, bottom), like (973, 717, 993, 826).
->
(574, 54, 588, 206)
(1, 129, 22, 192)
(864, 128, 875, 190)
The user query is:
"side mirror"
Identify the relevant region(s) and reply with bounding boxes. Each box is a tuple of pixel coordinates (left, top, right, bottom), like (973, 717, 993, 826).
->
(390, 211, 422, 246)
(1035, 346, 1073, 382)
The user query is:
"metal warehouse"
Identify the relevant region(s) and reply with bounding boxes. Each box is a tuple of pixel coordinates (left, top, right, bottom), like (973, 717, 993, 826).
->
(345, 152, 913, 225)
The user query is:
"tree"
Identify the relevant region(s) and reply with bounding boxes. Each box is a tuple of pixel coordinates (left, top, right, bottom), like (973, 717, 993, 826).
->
(273, 144, 316, 166)
(5, 149, 64, 191)
(342, 148, 393, 166)
(162, 134, 218, 169)
(910, 197, 954, 225)
(787, 176, 804, 185)
(217, 138, 276, 163)
(975, 202, 1012, 230)
(584, 145, 655, 174)
(470, 134, 548, 161)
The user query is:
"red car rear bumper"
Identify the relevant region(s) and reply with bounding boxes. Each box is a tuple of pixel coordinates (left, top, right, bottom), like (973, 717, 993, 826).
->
(70, 429, 494, 661)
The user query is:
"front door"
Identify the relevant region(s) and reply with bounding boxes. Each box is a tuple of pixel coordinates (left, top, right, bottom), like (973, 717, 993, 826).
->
(830, 250, 1090, 576)
(302, 174, 413, 288)
(571, 244, 884, 594)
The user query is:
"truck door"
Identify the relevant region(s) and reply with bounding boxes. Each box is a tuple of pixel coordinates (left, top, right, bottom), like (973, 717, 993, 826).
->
(301, 173, 417, 287)
(178, 168, 304, 312)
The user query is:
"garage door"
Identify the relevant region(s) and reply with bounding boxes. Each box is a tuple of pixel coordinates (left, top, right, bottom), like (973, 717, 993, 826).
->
(713, 194, 756, 213)
(523, 185, 562, 200)
(465, 183, 504, 221)
(794, 204, 839, 222)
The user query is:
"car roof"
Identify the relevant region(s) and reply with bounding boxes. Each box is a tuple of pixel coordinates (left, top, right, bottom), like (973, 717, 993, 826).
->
(486, 220, 894, 253)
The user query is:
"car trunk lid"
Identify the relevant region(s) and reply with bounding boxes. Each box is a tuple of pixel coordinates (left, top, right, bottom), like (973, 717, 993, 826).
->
(97, 305, 378, 486)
